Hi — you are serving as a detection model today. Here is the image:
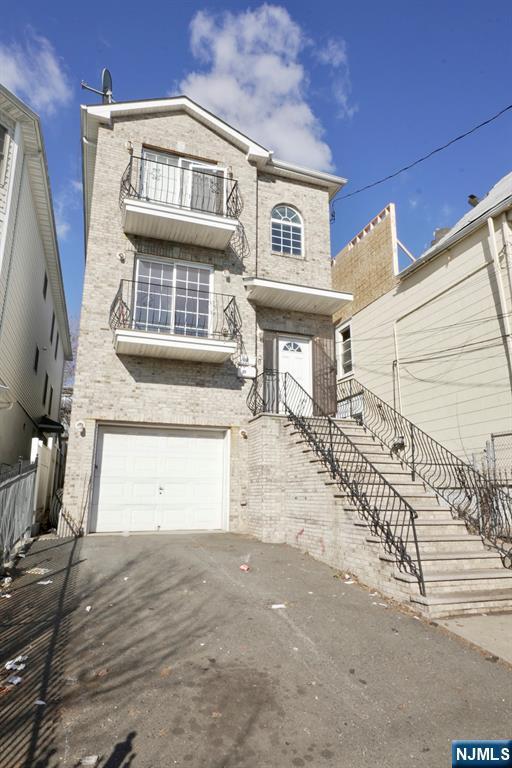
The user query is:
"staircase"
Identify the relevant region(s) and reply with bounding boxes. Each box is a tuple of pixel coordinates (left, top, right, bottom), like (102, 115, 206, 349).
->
(334, 418, 512, 617)
(248, 371, 512, 618)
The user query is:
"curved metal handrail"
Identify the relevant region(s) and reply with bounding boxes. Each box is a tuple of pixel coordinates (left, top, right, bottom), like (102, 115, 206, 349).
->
(337, 378, 512, 566)
(248, 371, 426, 595)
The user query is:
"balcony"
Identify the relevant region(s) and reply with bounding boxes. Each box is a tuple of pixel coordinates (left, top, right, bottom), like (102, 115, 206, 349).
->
(109, 279, 241, 363)
(119, 154, 242, 249)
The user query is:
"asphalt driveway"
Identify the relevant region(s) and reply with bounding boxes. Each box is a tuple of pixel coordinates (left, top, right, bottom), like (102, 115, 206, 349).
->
(1, 532, 511, 767)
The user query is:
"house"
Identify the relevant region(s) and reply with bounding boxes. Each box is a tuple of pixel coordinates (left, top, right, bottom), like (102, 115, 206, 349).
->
(331, 177, 512, 468)
(61, 95, 351, 535)
(0, 85, 72, 469)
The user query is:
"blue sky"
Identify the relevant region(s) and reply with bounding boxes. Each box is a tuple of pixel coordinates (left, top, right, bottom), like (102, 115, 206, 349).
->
(1, 1, 511, 318)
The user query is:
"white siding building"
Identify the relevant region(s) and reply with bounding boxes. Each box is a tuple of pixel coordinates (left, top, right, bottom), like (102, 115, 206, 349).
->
(0, 85, 72, 467)
(332, 173, 512, 467)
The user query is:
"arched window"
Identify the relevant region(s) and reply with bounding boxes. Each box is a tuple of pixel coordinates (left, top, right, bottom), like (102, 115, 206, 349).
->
(271, 205, 303, 256)
(282, 341, 302, 352)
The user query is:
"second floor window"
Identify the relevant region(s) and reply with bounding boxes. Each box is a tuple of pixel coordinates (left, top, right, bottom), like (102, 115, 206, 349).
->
(43, 273, 48, 299)
(50, 312, 55, 343)
(271, 205, 303, 256)
(134, 258, 212, 338)
(42, 372, 48, 406)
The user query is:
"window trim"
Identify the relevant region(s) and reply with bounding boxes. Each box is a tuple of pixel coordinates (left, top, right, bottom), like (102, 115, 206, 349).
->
(270, 204, 304, 258)
(336, 321, 353, 379)
(0, 124, 8, 185)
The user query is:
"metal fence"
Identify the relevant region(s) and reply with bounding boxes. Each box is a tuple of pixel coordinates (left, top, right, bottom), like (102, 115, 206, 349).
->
(0, 460, 37, 565)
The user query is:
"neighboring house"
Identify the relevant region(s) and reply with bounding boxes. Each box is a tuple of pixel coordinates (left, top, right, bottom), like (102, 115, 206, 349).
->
(62, 96, 350, 534)
(0, 85, 72, 468)
(332, 180, 512, 467)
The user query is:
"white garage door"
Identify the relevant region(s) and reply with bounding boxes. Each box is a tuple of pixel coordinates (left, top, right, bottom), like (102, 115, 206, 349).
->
(90, 426, 227, 533)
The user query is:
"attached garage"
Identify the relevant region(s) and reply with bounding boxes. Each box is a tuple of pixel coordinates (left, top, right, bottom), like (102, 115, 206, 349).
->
(90, 426, 228, 533)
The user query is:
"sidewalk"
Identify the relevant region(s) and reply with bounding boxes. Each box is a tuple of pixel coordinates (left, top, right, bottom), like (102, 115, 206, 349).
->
(440, 613, 512, 665)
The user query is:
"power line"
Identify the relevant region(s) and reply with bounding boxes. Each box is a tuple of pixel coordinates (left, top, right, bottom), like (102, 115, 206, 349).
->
(332, 101, 512, 204)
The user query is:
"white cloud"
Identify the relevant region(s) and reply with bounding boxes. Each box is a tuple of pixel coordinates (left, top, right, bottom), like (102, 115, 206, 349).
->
(179, 5, 347, 171)
(0, 29, 71, 116)
(315, 37, 357, 120)
(54, 179, 81, 241)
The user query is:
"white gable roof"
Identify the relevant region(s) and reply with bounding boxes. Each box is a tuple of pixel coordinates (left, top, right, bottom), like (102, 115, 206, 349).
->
(80, 95, 346, 241)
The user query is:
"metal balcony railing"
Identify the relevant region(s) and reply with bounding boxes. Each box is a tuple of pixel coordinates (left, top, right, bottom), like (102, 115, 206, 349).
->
(119, 155, 243, 219)
(337, 378, 512, 566)
(247, 371, 426, 595)
(109, 279, 242, 344)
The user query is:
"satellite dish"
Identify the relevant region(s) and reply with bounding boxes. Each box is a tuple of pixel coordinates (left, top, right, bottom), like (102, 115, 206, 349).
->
(101, 68, 113, 104)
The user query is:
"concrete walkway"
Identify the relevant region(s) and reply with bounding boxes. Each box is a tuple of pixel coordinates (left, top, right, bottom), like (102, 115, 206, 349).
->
(440, 613, 512, 665)
(1, 532, 511, 768)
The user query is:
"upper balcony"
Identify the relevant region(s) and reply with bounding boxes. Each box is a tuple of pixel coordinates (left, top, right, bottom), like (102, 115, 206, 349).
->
(119, 153, 242, 250)
(109, 279, 241, 363)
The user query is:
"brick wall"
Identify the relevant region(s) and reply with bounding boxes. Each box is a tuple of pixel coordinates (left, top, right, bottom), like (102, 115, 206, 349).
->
(331, 204, 398, 326)
(247, 414, 414, 601)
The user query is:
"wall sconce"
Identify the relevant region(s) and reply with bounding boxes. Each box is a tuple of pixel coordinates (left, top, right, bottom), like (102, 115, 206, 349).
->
(75, 420, 86, 437)
(118, 252, 126, 263)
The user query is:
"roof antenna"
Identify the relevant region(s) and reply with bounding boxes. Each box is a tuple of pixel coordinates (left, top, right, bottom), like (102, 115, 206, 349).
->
(81, 68, 114, 104)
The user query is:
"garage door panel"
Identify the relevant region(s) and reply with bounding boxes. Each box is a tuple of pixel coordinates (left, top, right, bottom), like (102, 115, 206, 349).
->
(91, 426, 227, 533)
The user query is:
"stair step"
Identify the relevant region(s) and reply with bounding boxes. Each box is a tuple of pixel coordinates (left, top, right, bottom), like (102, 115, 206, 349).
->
(396, 568, 512, 594)
(410, 588, 512, 617)
(411, 588, 512, 606)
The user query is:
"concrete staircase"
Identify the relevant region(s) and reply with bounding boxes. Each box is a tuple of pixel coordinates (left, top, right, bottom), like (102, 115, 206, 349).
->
(291, 418, 512, 618)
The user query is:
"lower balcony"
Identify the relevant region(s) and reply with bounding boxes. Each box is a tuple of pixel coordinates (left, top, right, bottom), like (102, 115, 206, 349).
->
(110, 280, 241, 363)
(243, 277, 352, 315)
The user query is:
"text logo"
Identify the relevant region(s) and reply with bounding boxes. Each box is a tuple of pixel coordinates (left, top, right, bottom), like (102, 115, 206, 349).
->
(452, 741, 512, 767)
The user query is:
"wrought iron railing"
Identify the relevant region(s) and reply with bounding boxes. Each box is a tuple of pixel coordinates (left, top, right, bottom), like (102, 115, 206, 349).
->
(248, 371, 425, 595)
(119, 154, 243, 219)
(109, 279, 242, 345)
(337, 378, 512, 565)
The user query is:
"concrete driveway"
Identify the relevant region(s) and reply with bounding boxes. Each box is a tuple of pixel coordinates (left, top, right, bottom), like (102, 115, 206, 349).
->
(1, 532, 511, 768)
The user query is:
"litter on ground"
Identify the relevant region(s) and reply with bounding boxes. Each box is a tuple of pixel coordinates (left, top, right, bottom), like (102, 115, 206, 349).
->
(271, 603, 286, 610)
(6, 675, 22, 686)
(35, 699, 46, 706)
(26, 567, 50, 576)
(37, 580, 53, 585)
(0, 593, 12, 599)
(85, 605, 92, 613)
(5, 656, 27, 671)
(239, 564, 250, 572)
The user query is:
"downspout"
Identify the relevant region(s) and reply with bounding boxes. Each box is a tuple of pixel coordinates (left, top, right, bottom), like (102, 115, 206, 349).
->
(487, 216, 512, 375)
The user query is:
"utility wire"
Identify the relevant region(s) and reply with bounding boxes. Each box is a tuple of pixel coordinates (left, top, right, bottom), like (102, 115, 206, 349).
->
(332, 101, 512, 204)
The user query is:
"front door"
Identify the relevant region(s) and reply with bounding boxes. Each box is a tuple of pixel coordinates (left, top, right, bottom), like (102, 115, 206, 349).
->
(278, 336, 312, 412)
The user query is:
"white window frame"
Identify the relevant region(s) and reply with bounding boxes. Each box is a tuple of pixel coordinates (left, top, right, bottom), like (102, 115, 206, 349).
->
(0, 124, 9, 186)
(271, 204, 303, 257)
(336, 321, 353, 379)
(141, 148, 227, 214)
(134, 256, 214, 337)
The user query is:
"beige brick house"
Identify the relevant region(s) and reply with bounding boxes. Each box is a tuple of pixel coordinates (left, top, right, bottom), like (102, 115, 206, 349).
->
(62, 96, 351, 535)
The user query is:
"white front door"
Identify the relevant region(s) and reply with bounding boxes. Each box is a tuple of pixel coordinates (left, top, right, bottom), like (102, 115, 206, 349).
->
(278, 336, 312, 412)
(90, 426, 227, 533)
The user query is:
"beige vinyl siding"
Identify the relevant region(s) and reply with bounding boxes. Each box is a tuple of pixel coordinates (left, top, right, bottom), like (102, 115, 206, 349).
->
(349, 220, 512, 461)
(0, 151, 66, 428)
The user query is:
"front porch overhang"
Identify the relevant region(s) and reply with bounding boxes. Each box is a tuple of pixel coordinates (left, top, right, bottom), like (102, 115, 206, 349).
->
(114, 329, 237, 363)
(243, 277, 352, 315)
